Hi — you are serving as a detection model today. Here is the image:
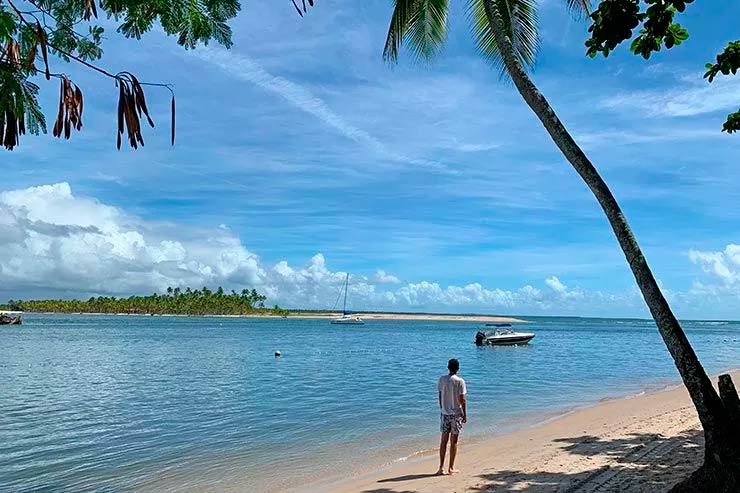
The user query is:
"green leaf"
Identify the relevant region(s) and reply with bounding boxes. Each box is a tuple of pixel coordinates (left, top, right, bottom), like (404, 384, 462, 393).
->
(383, 0, 450, 63)
(722, 110, 740, 134)
(564, 0, 592, 18)
(0, 8, 16, 40)
(468, 0, 539, 75)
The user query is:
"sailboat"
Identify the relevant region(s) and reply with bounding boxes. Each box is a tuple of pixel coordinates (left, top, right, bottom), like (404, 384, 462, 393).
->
(331, 274, 364, 325)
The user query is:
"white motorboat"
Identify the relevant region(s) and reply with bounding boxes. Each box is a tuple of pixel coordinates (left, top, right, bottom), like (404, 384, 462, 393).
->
(330, 274, 364, 325)
(475, 324, 534, 345)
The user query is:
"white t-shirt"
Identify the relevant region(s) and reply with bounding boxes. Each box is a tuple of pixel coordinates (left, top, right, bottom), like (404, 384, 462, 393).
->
(438, 374, 467, 415)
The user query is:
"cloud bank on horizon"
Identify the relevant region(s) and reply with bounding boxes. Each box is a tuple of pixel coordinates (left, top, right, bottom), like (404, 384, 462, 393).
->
(1, 183, 736, 319)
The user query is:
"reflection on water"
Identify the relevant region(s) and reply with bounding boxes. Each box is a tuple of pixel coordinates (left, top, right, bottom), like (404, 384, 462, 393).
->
(1, 315, 738, 491)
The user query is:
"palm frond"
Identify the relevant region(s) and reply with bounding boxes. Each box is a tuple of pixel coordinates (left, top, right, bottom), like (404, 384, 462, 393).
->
(383, 0, 450, 63)
(565, 0, 591, 18)
(467, 0, 539, 75)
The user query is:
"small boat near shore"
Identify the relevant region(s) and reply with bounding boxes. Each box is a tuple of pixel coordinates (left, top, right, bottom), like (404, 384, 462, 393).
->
(475, 325, 534, 345)
(331, 314, 365, 325)
(331, 274, 364, 325)
(0, 314, 22, 325)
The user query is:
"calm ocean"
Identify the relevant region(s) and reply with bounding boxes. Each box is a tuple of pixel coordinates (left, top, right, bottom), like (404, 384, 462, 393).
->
(1, 315, 738, 492)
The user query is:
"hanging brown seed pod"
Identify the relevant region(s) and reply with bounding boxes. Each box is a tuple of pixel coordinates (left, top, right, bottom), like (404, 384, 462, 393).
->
(2, 109, 23, 151)
(53, 79, 65, 138)
(5, 40, 20, 66)
(171, 95, 176, 146)
(115, 73, 160, 149)
(83, 0, 98, 21)
(124, 72, 155, 127)
(52, 76, 84, 140)
(112, 73, 176, 149)
(37, 23, 50, 80)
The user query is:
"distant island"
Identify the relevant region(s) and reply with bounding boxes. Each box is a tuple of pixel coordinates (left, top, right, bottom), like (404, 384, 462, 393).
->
(1, 286, 524, 323)
(2, 287, 289, 317)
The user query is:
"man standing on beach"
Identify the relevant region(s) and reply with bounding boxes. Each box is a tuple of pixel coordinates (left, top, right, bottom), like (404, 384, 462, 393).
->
(437, 358, 467, 475)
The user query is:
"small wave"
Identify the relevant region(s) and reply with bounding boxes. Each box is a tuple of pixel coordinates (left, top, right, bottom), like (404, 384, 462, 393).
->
(392, 447, 436, 463)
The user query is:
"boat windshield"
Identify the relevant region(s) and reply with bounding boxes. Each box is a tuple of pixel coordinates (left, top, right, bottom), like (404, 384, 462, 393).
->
(488, 329, 515, 336)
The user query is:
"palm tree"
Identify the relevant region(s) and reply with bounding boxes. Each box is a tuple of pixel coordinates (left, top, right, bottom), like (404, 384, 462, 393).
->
(383, 0, 738, 487)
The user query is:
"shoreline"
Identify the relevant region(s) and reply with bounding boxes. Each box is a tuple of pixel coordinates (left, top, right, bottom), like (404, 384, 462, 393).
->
(304, 369, 739, 493)
(17, 311, 527, 323)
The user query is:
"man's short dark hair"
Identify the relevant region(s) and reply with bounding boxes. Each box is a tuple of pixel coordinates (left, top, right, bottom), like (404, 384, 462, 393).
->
(448, 358, 459, 373)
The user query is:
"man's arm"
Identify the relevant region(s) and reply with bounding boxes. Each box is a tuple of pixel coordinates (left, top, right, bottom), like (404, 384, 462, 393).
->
(458, 393, 467, 423)
(439, 390, 442, 410)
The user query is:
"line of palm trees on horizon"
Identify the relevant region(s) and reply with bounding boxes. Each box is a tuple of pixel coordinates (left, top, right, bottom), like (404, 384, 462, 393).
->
(5, 286, 287, 316)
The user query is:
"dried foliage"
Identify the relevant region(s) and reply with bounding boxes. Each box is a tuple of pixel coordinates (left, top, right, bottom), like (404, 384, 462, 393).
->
(83, 0, 98, 22)
(37, 22, 51, 80)
(115, 73, 155, 149)
(4, 39, 21, 66)
(0, 0, 239, 151)
(1, 101, 24, 151)
(171, 95, 176, 145)
(1, 37, 45, 150)
(52, 76, 83, 140)
(112, 72, 175, 149)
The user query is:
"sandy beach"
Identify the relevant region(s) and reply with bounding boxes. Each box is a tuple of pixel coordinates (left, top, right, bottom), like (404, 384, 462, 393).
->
(311, 370, 739, 493)
(282, 312, 527, 323)
(18, 311, 527, 323)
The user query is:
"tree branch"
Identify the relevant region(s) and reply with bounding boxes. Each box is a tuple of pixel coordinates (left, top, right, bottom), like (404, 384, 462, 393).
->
(7, 0, 172, 91)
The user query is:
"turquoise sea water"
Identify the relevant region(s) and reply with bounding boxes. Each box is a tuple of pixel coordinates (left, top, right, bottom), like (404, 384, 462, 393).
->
(1, 314, 739, 492)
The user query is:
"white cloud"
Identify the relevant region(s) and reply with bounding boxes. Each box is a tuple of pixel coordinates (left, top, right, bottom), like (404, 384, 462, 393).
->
(191, 48, 451, 173)
(545, 276, 567, 293)
(373, 269, 400, 284)
(601, 74, 740, 118)
(0, 183, 266, 296)
(0, 183, 670, 316)
(689, 244, 740, 288)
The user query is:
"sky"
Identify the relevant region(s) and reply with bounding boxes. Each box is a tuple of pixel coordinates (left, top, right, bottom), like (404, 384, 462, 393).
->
(2, 1, 740, 319)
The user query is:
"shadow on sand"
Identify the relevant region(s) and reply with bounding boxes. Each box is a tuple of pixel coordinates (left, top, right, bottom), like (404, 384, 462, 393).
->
(377, 473, 443, 483)
(364, 429, 703, 493)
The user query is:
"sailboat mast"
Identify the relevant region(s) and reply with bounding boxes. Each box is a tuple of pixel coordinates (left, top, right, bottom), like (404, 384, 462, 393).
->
(342, 273, 349, 315)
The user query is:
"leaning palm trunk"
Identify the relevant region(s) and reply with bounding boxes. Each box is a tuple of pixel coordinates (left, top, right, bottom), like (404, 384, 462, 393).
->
(482, 0, 739, 487)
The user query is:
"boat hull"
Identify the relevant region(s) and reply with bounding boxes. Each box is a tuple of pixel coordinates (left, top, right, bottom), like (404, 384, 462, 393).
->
(331, 318, 365, 325)
(0, 316, 22, 325)
(484, 334, 534, 345)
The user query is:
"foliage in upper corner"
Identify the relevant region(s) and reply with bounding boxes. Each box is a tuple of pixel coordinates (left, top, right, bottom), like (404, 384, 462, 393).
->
(585, 1, 738, 135)
(0, 0, 243, 151)
(704, 41, 740, 134)
(585, 0, 692, 59)
(722, 111, 740, 134)
(704, 41, 740, 83)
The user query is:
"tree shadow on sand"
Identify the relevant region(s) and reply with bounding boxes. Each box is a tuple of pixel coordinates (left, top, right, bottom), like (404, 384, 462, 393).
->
(473, 430, 703, 492)
(363, 489, 421, 493)
(363, 430, 703, 493)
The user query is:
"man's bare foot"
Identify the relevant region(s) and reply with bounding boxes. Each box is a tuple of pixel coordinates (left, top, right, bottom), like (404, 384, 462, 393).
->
(435, 468, 446, 476)
(447, 468, 460, 475)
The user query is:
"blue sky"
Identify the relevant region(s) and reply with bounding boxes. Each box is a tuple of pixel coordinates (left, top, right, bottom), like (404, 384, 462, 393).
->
(2, 1, 740, 319)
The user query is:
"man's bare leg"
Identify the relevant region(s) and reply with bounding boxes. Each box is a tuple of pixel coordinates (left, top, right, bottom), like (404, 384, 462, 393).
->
(437, 432, 449, 475)
(448, 433, 460, 474)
